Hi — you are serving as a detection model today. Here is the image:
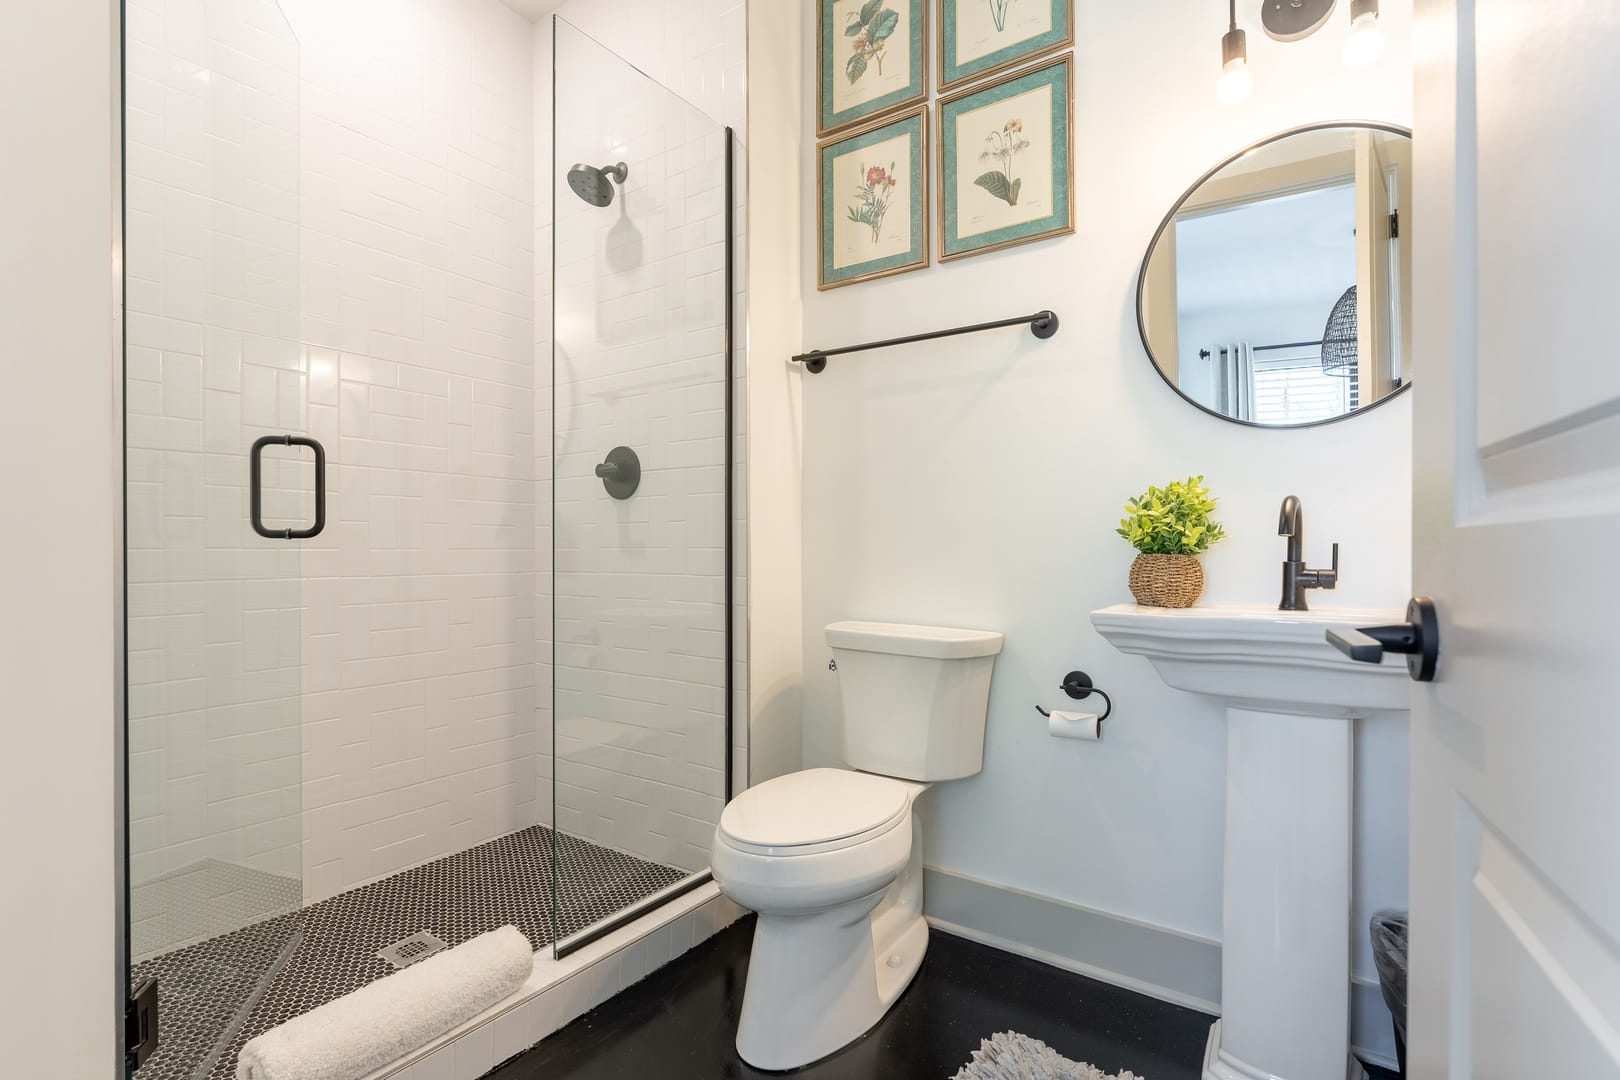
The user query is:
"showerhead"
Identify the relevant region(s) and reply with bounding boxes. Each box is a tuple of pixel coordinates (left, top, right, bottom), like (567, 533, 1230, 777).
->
(567, 161, 628, 207)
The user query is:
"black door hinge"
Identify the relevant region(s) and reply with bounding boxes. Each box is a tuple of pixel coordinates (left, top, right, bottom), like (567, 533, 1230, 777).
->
(1389, 209, 1400, 239)
(126, 977, 160, 1070)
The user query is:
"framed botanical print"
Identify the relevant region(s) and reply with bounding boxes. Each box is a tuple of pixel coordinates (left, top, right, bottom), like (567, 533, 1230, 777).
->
(818, 0, 928, 137)
(818, 107, 929, 290)
(938, 56, 1073, 262)
(938, 0, 1074, 91)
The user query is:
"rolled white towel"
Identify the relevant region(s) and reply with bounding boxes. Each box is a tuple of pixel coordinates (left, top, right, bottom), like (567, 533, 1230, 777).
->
(237, 925, 534, 1080)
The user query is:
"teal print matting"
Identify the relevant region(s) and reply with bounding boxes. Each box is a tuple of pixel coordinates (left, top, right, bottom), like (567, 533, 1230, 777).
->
(940, 0, 1073, 90)
(939, 56, 1072, 261)
(819, 0, 928, 136)
(819, 110, 929, 289)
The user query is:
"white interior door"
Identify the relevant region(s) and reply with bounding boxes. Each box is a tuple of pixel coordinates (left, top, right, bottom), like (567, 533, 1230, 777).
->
(1411, 1, 1620, 1077)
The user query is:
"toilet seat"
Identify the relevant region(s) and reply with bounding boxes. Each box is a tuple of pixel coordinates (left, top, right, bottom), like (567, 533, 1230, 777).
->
(718, 768, 909, 857)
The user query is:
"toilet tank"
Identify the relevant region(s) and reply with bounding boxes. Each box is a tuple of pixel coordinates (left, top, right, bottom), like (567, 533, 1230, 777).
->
(826, 621, 1004, 782)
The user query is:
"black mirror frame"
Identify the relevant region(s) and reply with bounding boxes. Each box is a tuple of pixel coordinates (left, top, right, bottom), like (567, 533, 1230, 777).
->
(1135, 120, 1416, 431)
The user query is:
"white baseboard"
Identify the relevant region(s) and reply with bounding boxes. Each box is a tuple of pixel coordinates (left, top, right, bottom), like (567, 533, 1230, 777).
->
(923, 867, 1399, 1071)
(923, 867, 1221, 1013)
(1351, 975, 1400, 1070)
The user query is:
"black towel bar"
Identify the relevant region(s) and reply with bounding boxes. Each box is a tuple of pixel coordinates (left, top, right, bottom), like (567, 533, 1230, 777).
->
(791, 310, 1059, 373)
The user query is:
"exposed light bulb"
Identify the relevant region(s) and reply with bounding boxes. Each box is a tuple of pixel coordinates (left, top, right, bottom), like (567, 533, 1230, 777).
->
(1219, 19, 1250, 106)
(1218, 59, 1253, 105)
(1344, 3, 1384, 68)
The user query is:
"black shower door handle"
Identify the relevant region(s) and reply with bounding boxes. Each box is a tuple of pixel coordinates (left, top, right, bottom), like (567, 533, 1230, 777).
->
(250, 434, 326, 540)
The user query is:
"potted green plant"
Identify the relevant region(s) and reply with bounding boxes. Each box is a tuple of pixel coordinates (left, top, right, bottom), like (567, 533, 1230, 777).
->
(1116, 476, 1226, 608)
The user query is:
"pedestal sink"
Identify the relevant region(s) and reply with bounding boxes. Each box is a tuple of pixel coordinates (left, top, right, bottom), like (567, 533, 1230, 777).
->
(1090, 603, 1411, 1080)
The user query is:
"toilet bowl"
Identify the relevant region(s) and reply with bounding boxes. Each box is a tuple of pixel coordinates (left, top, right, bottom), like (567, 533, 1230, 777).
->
(711, 768, 930, 1072)
(711, 621, 1003, 1071)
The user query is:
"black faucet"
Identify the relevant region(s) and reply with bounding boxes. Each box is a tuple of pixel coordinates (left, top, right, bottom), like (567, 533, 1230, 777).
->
(1278, 495, 1340, 611)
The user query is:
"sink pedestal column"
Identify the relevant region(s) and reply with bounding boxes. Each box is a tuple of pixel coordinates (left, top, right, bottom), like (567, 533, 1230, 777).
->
(1205, 707, 1352, 1080)
(1088, 602, 1411, 1080)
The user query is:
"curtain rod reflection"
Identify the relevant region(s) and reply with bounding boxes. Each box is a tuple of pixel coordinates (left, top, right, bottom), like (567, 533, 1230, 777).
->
(1200, 339, 1324, 358)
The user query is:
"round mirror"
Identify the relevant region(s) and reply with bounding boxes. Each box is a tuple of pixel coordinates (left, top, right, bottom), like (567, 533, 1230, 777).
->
(1137, 123, 1413, 428)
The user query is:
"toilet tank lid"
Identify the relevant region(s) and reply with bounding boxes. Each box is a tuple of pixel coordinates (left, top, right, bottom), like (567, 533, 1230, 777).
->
(825, 621, 1004, 659)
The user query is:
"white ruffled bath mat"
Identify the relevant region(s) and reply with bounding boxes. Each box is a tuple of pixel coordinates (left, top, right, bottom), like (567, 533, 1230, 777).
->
(952, 1031, 1148, 1080)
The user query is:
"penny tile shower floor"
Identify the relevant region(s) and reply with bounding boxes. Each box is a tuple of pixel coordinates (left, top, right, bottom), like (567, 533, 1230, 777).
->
(131, 826, 687, 1080)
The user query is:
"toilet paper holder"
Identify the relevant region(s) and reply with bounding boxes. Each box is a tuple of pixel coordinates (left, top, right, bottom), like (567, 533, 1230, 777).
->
(1036, 670, 1113, 723)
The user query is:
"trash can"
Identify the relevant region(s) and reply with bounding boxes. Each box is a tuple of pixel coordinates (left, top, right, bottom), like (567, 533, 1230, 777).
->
(1370, 910, 1409, 1077)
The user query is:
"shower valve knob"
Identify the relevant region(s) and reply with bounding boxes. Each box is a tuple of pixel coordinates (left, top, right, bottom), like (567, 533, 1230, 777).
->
(595, 446, 641, 500)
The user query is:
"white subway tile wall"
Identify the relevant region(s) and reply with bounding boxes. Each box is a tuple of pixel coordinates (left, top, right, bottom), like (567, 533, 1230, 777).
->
(284, 0, 541, 903)
(551, 0, 748, 137)
(126, 0, 748, 957)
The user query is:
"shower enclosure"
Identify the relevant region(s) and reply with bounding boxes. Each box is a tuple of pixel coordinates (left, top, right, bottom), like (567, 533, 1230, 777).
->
(547, 18, 736, 952)
(122, 6, 736, 1075)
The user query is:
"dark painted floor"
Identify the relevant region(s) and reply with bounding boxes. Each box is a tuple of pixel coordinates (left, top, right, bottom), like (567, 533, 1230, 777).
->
(491, 915, 1214, 1079)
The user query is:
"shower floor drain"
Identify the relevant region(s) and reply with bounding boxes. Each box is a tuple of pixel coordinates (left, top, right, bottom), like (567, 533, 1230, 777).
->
(376, 931, 449, 970)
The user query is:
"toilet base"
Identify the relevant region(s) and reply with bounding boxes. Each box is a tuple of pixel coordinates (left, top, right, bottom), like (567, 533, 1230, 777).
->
(735, 816, 927, 1071)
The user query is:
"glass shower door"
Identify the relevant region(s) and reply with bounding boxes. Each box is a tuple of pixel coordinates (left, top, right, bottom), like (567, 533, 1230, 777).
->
(124, 1, 306, 1074)
(550, 18, 734, 951)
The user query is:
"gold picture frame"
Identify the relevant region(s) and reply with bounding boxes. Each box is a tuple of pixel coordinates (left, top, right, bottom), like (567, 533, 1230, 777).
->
(818, 0, 930, 138)
(937, 54, 1074, 262)
(817, 107, 931, 289)
(937, 0, 1074, 93)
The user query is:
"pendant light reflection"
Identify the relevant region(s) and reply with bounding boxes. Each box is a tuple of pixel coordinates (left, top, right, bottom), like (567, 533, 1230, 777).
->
(1343, 0, 1384, 67)
(1218, 0, 1251, 105)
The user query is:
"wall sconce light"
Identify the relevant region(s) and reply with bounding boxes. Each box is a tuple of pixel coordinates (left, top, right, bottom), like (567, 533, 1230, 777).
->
(1343, 0, 1384, 67)
(1218, 0, 1253, 105)
(1261, 0, 1336, 42)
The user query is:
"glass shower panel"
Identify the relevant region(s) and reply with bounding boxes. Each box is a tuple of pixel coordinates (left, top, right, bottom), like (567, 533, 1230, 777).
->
(551, 19, 732, 951)
(125, 0, 305, 1073)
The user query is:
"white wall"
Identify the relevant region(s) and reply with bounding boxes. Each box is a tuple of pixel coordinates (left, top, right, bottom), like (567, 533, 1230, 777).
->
(0, 5, 123, 1076)
(798, 0, 1411, 1007)
(743, 0, 806, 786)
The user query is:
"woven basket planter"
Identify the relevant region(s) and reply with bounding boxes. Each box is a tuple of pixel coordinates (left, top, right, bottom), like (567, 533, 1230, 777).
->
(1128, 553, 1205, 608)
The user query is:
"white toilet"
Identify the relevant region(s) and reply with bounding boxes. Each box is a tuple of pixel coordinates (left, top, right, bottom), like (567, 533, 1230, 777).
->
(711, 620, 1003, 1071)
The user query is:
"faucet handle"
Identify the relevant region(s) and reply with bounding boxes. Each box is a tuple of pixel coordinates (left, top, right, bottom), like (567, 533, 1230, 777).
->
(1321, 542, 1340, 588)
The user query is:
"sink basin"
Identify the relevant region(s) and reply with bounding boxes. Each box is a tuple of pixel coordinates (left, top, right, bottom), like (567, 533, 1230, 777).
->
(1090, 603, 1411, 716)
(1091, 602, 1411, 1080)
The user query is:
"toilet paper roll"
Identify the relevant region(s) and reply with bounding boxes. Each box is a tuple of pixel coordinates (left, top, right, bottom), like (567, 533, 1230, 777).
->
(1047, 709, 1101, 741)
